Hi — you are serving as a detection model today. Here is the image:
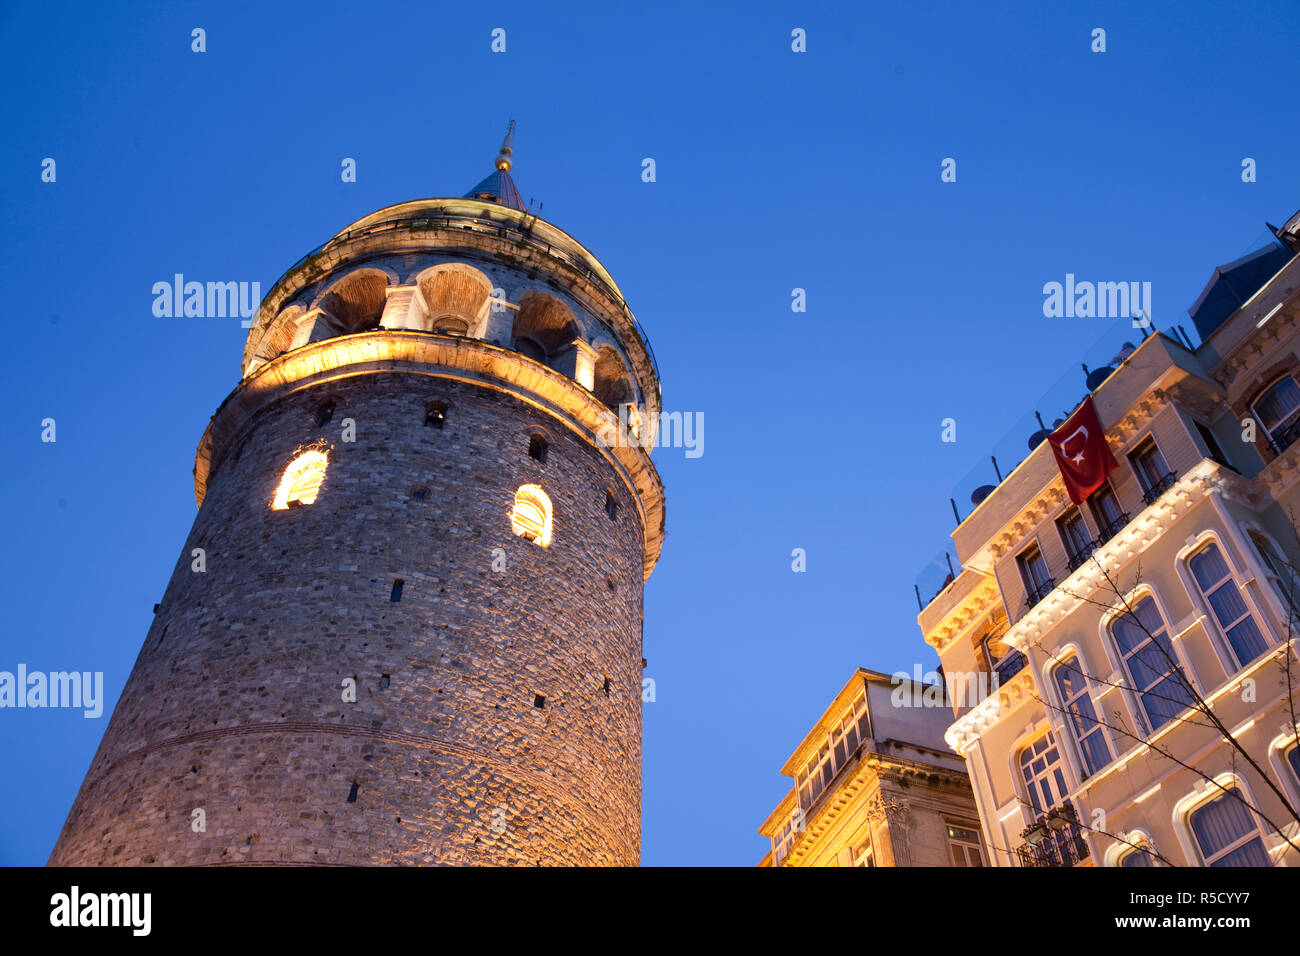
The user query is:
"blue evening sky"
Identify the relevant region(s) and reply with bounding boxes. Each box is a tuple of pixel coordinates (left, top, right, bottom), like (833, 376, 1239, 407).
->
(1, 0, 1297, 866)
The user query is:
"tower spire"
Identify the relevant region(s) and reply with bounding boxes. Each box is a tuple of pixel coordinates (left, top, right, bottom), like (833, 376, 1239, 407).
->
(463, 120, 527, 211)
(496, 120, 516, 172)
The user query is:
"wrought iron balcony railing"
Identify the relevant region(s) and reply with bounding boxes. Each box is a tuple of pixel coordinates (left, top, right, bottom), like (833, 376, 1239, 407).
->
(1268, 416, 1300, 457)
(1094, 513, 1129, 546)
(1140, 471, 1178, 505)
(993, 649, 1027, 684)
(1024, 578, 1055, 611)
(1066, 541, 1098, 572)
(1016, 804, 1090, 867)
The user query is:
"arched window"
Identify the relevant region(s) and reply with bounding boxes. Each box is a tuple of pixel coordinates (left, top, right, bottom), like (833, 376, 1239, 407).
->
(272, 450, 328, 509)
(528, 434, 548, 463)
(510, 484, 552, 547)
(432, 315, 469, 336)
(1019, 733, 1069, 814)
(1188, 542, 1270, 668)
(1187, 789, 1270, 866)
(1251, 374, 1300, 452)
(1051, 659, 1112, 778)
(1109, 595, 1196, 732)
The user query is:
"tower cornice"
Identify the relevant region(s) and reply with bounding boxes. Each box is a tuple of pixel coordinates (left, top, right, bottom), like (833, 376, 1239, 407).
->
(199, 330, 667, 579)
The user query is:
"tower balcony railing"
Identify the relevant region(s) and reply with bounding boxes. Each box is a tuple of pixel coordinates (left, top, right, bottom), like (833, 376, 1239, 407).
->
(267, 211, 660, 389)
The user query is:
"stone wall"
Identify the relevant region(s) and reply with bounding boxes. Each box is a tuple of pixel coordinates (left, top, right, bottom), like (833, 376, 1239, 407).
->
(49, 371, 646, 865)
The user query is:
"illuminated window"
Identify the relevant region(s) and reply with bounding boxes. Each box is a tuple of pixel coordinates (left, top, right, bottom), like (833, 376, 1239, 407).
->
(425, 401, 448, 429)
(272, 450, 328, 510)
(947, 823, 986, 867)
(1052, 659, 1112, 778)
(852, 835, 875, 867)
(510, 484, 553, 547)
(1019, 733, 1068, 814)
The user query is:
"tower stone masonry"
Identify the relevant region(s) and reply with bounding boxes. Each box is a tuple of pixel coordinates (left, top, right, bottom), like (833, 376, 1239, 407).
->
(49, 129, 666, 866)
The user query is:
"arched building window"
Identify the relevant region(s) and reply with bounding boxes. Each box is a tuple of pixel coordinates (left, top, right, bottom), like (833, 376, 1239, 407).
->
(1018, 733, 1069, 814)
(510, 484, 552, 547)
(1187, 542, 1270, 668)
(272, 450, 328, 509)
(1051, 658, 1112, 778)
(1250, 374, 1300, 452)
(1108, 595, 1195, 732)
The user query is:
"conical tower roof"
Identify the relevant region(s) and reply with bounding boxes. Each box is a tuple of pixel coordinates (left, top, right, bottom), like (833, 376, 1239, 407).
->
(464, 121, 527, 211)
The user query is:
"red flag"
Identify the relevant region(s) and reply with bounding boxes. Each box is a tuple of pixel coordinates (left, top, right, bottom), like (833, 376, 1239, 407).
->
(1048, 396, 1118, 505)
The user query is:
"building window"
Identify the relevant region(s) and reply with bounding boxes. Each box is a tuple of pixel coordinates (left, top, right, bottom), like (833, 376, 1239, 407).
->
(390, 579, 404, 603)
(432, 315, 469, 335)
(1019, 733, 1069, 814)
(852, 835, 875, 867)
(605, 489, 618, 521)
(1017, 541, 1053, 608)
(1195, 421, 1231, 469)
(1251, 375, 1300, 453)
(271, 450, 328, 510)
(1057, 507, 1095, 571)
(797, 691, 871, 810)
(1129, 436, 1175, 504)
(424, 401, 448, 429)
(1287, 742, 1300, 786)
(510, 484, 553, 547)
(947, 823, 987, 866)
(316, 401, 336, 427)
(1188, 789, 1270, 866)
(528, 434, 548, 463)
(1088, 481, 1127, 543)
(1110, 596, 1196, 732)
(1052, 659, 1112, 777)
(1188, 542, 1270, 668)
(1120, 847, 1155, 867)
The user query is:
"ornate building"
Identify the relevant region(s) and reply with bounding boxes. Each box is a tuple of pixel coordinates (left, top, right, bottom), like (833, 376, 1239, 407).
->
(918, 211, 1300, 867)
(758, 669, 984, 866)
(49, 127, 666, 866)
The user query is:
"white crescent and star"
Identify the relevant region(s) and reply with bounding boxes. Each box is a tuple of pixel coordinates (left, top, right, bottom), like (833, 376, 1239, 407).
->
(1057, 425, 1090, 465)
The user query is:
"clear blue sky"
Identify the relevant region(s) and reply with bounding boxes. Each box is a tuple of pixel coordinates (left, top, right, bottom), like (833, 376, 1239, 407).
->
(1, 0, 1297, 867)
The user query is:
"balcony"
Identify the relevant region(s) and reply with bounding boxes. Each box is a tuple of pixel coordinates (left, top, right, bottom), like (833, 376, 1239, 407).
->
(1268, 416, 1300, 456)
(1140, 471, 1178, 505)
(1093, 512, 1129, 546)
(1065, 540, 1098, 572)
(1024, 577, 1055, 611)
(993, 649, 1027, 684)
(1016, 803, 1090, 867)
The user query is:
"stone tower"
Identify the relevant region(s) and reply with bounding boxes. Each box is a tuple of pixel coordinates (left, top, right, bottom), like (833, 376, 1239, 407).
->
(49, 127, 665, 866)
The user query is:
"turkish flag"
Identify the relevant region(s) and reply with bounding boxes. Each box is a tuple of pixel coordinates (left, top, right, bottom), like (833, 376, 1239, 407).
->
(1048, 396, 1118, 505)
